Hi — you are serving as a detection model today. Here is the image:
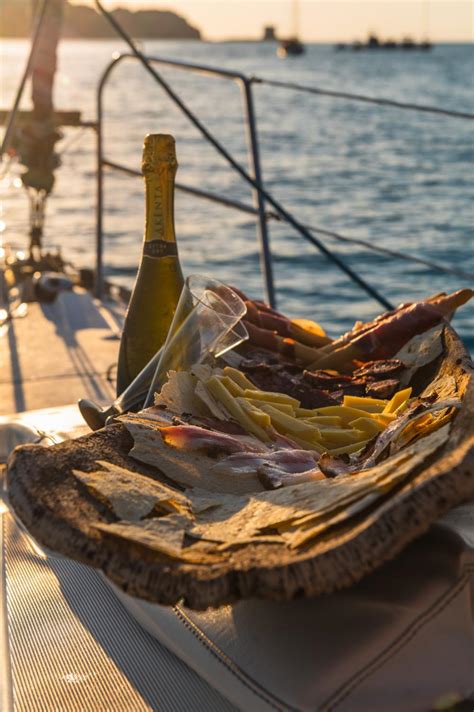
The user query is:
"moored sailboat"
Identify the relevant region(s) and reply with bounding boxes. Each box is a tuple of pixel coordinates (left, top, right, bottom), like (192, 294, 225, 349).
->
(277, 0, 305, 57)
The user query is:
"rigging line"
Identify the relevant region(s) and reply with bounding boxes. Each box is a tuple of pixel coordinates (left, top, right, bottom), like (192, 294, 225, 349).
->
(103, 160, 472, 280)
(303, 224, 474, 281)
(102, 159, 261, 215)
(95, 0, 393, 311)
(57, 125, 88, 156)
(266, 212, 474, 280)
(0, 0, 50, 156)
(251, 78, 474, 121)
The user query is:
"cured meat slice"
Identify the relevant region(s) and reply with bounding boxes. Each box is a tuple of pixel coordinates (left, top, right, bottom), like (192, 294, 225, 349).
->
(315, 289, 473, 369)
(210, 449, 324, 489)
(210, 448, 319, 477)
(257, 466, 324, 490)
(365, 379, 400, 399)
(157, 424, 266, 457)
(352, 359, 405, 379)
(239, 361, 339, 408)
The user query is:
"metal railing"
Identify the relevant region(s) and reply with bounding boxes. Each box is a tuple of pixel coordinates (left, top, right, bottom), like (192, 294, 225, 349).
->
(93, 1, 473, 308)
(95, 52, 394, 311)
(96, 53, 274, 305)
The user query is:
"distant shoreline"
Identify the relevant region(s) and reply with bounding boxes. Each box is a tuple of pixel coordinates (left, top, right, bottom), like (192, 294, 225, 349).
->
(0, 2, 201, 40)
(0, 36, 472, 45)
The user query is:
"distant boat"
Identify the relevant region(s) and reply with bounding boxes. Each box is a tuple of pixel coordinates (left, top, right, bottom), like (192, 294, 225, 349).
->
(336, 0, 433, 52)
(278, 0, 305, 57)
(335, 33, 433, 51)
(278, 38, 305, 57)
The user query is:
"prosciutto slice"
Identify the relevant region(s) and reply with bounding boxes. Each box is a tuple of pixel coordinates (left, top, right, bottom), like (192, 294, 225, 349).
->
(316, 289, 473, 369)
(257, 465, 324, 489)
(210, 448, 324, 488)
(158, 424, 265, 457)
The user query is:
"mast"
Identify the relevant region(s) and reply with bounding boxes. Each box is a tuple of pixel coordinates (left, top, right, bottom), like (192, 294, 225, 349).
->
(18, 0, 64, 256)
(422, 0, 430, 42)
(291, 0, 300, 39)
(31, 0, 64, 122)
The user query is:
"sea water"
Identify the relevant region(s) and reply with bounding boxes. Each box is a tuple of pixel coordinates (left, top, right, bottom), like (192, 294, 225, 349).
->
(1, 40, 473, 348)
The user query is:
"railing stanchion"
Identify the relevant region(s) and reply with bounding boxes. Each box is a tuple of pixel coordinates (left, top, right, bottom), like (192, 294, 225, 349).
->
(95, 55, 122, 300)
(95, 97, 103, 299)
(242, 79, 276, 309)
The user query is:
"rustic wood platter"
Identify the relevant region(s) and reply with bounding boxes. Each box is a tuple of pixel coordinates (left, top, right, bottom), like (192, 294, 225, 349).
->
(7, 323, 474, 611)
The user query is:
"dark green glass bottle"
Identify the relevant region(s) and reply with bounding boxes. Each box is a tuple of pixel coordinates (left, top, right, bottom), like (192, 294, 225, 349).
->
(116, 134, 184, 395)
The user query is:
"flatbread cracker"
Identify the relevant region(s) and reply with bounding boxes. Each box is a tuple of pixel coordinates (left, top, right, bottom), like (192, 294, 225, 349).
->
(154, 370, 207, 416)
(281, 424, 451, 547)
(93, 515, 222, 563)
(396, 324, 444, 385)
(189, 476, 380, 543)
(72, 462, 190, 520)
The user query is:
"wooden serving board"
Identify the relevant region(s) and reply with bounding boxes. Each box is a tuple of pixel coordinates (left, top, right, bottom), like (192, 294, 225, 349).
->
(6, 326, 474, 610)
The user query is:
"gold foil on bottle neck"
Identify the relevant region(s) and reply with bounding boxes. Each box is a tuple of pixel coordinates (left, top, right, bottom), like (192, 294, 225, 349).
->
(142, 134, 177, 176)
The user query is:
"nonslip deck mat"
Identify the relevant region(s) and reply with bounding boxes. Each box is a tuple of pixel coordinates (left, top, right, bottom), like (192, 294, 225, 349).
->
(6, 326, 474, 610)
(1, 513, 236, 711)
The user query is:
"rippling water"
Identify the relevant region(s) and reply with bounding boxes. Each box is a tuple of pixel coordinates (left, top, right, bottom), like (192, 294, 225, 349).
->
(1, 40, 473, 348)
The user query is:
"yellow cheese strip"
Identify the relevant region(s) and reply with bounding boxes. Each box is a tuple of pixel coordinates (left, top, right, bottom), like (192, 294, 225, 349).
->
(393, 399, 411, 415)
(222, 367, 256, 391)
(236, 398, 272, 428)
(250, 399, 294, 415)
(308, 405, 374, 424)
(243, 389, 300, 408)
(342, 395, 387, 413)
(373, 413, 397, 426)
(291, 429, 326, 447)
(295, 407, 322, 418)
(305, 416, 343, 426)
(399, 410, 454, 446)
(205, 377, 270, 442)
(349, 416, 386, 436)
(258, 403, 321, 437)
(317, 428, 367, 445)
(327, 440, 370, 456)
(384, 387, 412, 414)
(219, 376, 244, 397)
(284, 433, 324, 452)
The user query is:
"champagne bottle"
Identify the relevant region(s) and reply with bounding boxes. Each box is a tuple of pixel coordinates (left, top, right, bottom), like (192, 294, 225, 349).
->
(116, 134, 184, 395)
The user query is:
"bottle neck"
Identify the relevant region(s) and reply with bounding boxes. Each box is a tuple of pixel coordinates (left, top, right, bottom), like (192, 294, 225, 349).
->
(143, 166, 177, 248)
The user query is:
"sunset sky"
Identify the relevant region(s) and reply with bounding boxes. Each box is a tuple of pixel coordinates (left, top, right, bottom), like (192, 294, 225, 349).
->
(79, 1, 474, 42)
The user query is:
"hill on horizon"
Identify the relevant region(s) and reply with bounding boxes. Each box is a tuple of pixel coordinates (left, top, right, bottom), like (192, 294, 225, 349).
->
(0, 0, 201, 39)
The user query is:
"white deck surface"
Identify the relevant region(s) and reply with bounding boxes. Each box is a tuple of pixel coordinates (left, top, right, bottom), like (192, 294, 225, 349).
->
(0, 289, 122, 416)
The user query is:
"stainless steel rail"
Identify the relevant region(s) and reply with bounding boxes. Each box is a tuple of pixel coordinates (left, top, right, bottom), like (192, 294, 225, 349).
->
(95, 51, 392, 311)
(250, 77, 474, 121)
(96, 51, 275, 306)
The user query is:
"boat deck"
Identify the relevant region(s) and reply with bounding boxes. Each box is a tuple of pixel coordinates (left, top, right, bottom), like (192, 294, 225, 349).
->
(0, 288, 122, 416)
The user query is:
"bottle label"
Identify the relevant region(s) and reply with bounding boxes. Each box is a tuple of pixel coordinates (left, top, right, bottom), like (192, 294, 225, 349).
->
(143, 239, 178, 259)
